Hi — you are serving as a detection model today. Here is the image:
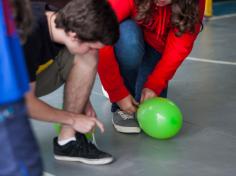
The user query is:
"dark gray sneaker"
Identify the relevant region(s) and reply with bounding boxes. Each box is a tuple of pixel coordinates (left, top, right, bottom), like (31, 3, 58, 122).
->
(112, 110, 141, 133)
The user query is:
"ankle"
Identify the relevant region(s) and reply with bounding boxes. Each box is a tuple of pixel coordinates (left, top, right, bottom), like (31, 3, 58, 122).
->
(58, 126, 76, 141)
(57, 137, 76, 146)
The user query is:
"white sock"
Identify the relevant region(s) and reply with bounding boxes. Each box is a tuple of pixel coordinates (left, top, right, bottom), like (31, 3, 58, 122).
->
(58, 137, 76, 146)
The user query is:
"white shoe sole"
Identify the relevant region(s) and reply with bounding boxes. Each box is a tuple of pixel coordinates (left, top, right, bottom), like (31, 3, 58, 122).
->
(54, 155, 114, 165)
(112, 119, 141, 133)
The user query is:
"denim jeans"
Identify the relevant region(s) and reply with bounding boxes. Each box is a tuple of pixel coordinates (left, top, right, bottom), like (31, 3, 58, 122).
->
(0, 99, 43, 176)
(112, 19, 167, 112)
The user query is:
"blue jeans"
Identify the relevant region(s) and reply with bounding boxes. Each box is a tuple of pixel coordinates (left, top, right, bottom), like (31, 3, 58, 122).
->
(112, 20, 167, 112)
(0, 99, 43, 176)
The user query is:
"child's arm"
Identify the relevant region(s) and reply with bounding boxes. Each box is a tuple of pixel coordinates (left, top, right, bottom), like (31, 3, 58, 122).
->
(97, 0, 135, 103)
(144, 0, 206, 96)
(26, 83, 104, 133)
(98, 46, 129, 103)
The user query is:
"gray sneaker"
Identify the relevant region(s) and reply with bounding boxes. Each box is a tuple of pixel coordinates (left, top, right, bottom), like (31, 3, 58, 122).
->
(112, 110, 141, 133)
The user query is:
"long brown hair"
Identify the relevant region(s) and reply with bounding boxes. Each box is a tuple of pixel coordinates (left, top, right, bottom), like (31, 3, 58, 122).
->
(10, 0, 33, 43)
(135, 0, 201, 36)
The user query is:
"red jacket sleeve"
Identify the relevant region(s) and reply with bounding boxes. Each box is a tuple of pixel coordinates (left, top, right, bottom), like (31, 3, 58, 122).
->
(98, 0, 135, 102)
(98, 47, 129, 102)
(108, 0, 135, 22)
(144, 0, 206, 95)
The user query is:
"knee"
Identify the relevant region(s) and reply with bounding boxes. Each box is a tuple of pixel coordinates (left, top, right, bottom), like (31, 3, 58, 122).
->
(115, 20, 144, 69)
(73, 53, 98, 70)
(119, 20, 143, 45)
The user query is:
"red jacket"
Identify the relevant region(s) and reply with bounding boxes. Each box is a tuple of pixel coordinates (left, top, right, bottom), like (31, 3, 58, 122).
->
(98, 0, 205, 102)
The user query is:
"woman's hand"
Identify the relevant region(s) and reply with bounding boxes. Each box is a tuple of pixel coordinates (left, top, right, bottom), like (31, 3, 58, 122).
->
(117, 94, 139, 114)
(140, 88, 157, 103)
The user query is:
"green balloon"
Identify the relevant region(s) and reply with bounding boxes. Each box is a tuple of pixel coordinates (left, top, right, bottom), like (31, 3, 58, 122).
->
(53, 123, 61, 134)
(137, 97, 183, 139)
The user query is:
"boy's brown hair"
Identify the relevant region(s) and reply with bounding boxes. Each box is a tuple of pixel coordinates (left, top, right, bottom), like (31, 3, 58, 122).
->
(55, 0, 119, 45)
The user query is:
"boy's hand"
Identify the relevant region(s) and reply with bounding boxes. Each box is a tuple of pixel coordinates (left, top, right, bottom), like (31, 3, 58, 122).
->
(71, 114, 104, 134)
(84, 100, 97, 117)
(140, 88, 157, 103)
(117, 94, 139, 114)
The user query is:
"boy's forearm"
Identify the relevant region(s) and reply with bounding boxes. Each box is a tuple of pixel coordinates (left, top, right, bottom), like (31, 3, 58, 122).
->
(25, 91, 74, 126)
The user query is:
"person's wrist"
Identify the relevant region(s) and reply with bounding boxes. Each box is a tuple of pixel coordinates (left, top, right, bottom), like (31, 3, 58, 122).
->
(67, 113, 75, 127)
(58, 110, 75, 127)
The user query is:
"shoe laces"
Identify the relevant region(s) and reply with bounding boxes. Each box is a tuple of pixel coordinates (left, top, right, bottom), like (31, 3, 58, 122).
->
(117, 110, 134, 120)
(76, 134, 99, 154)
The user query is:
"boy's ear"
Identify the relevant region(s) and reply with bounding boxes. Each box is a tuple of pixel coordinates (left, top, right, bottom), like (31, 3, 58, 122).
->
(67, 31, 78, 41)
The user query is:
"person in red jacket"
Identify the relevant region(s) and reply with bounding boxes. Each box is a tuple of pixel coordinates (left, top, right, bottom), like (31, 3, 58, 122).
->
(98, 0, 205, 133)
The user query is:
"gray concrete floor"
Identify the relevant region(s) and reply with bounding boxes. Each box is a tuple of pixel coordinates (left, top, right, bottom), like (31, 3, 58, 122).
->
(32, 16, 236, 176)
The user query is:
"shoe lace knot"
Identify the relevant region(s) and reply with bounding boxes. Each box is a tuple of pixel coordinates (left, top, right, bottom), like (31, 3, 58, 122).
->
(117, 110, 134, 120)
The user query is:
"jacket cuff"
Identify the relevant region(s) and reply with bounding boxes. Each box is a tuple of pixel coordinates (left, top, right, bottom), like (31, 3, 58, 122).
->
(144, 81, 165, 96)
(108, 86, 129, 103)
